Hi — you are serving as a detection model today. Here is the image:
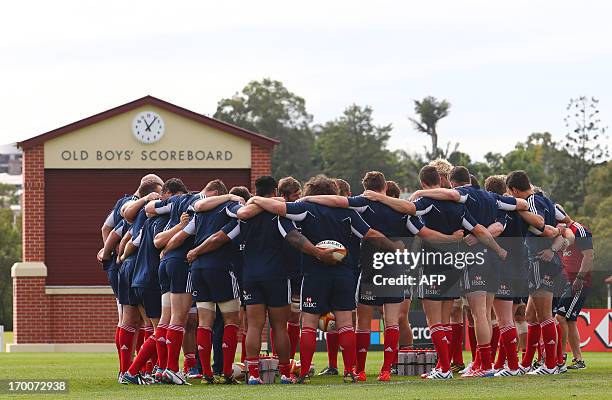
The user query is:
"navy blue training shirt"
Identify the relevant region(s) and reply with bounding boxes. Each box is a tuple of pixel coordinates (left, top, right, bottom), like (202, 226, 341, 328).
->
(278, 202, 371, 277)
(157, 193, 203, 261)
(525, 192, 561, 260)
(184, 200, 241, 270)
(413, 197, 478, 235)
(348, 196, 424, 237)
(454, 185, 518, 227)
(131, 213, 170, 289)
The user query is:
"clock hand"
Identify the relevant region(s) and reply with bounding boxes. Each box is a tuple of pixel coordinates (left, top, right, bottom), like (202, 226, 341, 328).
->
(145, 116, 157, 132)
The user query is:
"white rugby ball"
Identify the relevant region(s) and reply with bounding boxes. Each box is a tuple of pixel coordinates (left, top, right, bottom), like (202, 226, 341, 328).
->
(316, 240, 347, 261)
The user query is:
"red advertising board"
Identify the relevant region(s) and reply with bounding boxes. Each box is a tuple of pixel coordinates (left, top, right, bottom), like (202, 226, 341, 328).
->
(576, 308, 612, 352)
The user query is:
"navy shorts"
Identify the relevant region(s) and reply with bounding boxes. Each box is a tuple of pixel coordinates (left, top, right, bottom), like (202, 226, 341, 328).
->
(300, 274, 356, 315)
(132, 287, 162, 319)
(118, 260, 138, 306)
(418, 265, 461, 301)
(289, 276, 302, 302)
(461, 257, 499, 294)
(358, 268, 404, 305)
(191, 267, 239, 303)
(243, 278, 291, 308)
(106, 266, 119, 298)
(527, 259, 562, 294)
(554, 284, 590, 321)
(158, 257, 191, 294)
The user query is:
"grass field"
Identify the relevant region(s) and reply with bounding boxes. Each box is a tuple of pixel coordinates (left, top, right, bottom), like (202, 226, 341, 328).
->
(0, 351, 610, 399)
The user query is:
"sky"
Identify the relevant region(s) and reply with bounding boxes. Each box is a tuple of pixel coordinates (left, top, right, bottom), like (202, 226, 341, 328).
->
(1, 0, 611, 160)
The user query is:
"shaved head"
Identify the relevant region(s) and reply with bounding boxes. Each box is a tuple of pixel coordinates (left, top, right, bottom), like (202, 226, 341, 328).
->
(140, 174, 164, 186)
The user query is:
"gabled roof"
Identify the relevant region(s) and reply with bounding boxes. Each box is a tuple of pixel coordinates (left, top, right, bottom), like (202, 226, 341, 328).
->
(17, 95, 279, 150)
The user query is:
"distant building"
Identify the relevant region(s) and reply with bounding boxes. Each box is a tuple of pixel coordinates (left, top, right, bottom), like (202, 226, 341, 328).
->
(0, 143, 22, 175)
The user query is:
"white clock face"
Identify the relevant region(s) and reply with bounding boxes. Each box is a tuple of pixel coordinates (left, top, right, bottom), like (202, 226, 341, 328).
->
(132, 111, 165, 144)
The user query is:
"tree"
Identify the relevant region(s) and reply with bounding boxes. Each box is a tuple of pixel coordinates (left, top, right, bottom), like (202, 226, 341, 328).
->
(409, 96, 451, 159)
(214, 78, 316, 180)
(0, 208, 21, 330)
(315, 104, 400, 192)
(563, 96, 609, 198)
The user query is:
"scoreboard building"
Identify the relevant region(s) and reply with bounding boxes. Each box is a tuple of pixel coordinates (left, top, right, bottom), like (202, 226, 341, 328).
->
(10, 96, 277, 351)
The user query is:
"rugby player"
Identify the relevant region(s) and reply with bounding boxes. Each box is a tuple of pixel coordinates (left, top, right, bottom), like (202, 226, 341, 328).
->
(277, 177, 304, 361)
(122, 178, 188, 384)
(554, 211, 593, 370)
(302, 171, 463, 382)
(113, 180, 163, 381)
(505, 171, 574, 375)
(166, 180, 245, 384)
(98, 174, 163, 375)
(146, 186, 206, 384)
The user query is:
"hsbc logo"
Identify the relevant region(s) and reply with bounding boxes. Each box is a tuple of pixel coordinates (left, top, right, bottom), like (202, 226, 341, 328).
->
(577, 309, 612, 350)
(302, 297, 317, 309)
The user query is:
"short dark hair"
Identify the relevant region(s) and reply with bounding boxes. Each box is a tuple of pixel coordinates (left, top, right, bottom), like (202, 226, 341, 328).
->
(255, 175, 277, 197)
(484, 175, 506, 195)
(334, 178, 351, 197)
(470, 174, 480, 188)
(449, 166, 471, 185)
(230, 186, 252, 202)
(506, 170, 531, 192)
(278, 177, 301, 199)
(204, 179, 228, 195)
(162, 178, 188, 195)
(385, 180, 401, 198)
(138, 181, 162, 198)
(419, 165, 441, 187)
(303, 175, 338, 196)
(362, 171, 386, 191)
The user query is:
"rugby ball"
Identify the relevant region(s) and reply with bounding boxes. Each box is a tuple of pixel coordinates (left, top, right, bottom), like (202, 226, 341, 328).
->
(318, 312, 336, 332)
(232, 362, 246, 381)
(290, 359, 316, 377)
(315, 240, 347, 261)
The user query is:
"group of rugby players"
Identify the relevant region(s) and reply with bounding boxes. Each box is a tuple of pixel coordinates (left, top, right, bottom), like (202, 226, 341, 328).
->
(98, 157, 594, 386)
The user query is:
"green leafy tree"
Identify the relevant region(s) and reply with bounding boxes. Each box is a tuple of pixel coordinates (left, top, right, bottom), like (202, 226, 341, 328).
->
(214, 78, 316, 180)
(0, 208, 21, 330)
(409, 96, 451, 159)
(315, 105, 400, 192)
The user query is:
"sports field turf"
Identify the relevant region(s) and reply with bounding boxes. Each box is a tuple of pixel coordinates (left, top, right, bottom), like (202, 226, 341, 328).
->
(0, 351, 610, 399)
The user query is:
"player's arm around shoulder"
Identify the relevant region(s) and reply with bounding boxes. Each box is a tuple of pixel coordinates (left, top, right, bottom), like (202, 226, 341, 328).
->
(409, 188, 462, 202)
(301, 195, 349, 208)
(251, 196, 289, 216)
(362, 190, 416, 215)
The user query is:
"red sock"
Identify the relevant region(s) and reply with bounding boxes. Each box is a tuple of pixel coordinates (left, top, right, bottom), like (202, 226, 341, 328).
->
(115, 326, 121, 363)
(468, 325, 477, 361)
(521, 322, 540, 368)
(246, 357, 260, 379)
(279, 362, 291, 378)
(500, 325, 519, 370)
(478, 344, 492, 371)
(450, 323, 464, 364)
(338, 326, 356, 374)
(140, 327, 154, 373)
(382, 325, 399, 373)
(165, 324, 185, 373)
(494, 342, 506, 370)
(288, 322, 300, 360)
(491, 324, 500, 363)
(326, 329, 339, 369)
(128, 334, 157, 376)
(541, 318, 557, 369)
(136, 327, 146, 353)
(431, 324, 451, 373)
(355, 330, 370, 374)
(537, 340, 544, 363)
(196, 327, 213, 376)
(299, 327, 317, 377)
(241, 332, 247, 363)
(223, 324, 239, 377)
(154, 324, 168, 370)
(118, 324, 136, 373)
(555, 321, 564, 365)
(183, 352, 196, 372)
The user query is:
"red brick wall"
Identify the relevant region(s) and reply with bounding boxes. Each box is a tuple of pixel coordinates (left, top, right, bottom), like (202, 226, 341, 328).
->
(22, 144, 45, 261)
(12, 276, 50, 343)
(250, 143, 272, 191)
(48, 294, 117, 343)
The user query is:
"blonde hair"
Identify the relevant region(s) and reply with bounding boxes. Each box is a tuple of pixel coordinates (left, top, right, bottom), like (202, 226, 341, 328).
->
(428, 158, 453, 178)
